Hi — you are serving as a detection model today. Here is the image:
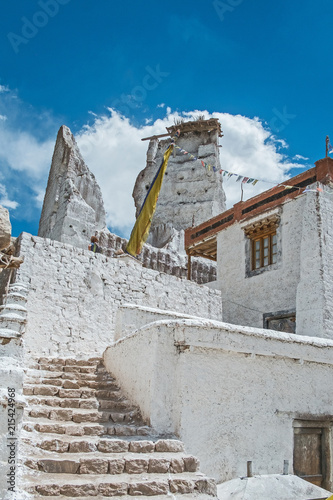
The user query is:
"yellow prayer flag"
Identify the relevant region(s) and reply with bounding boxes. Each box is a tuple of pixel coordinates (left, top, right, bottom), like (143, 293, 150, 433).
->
(126, 144, 174, 257)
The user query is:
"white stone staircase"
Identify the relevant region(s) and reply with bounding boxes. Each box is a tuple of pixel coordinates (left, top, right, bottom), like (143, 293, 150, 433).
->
(0, 282, 28, 341)
(20, 357, 217, 499)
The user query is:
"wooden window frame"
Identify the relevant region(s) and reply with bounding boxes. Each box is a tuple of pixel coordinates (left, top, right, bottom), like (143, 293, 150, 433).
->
(251, 230, 277, 270)
(243, 214, 280, 273)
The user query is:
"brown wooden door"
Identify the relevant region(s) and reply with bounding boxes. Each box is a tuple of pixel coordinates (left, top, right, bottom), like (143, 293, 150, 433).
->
(294, 427, 324, 487)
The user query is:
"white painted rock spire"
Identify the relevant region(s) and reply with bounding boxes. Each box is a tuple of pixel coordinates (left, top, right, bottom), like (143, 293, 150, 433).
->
(38, 125, 106, 249)
(0, 205, 11, 250)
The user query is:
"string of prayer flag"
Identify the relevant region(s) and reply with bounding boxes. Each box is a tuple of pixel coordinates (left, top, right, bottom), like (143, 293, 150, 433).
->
(174, 138, 329, 196)
(173, 143, 293, 188)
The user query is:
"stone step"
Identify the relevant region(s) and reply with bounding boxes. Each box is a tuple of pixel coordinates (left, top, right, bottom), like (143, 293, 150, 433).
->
(24, 383, 120, 397)
(0, 302, 27, 315)
(0, 313, 26, 332)
(25, 396, 125, 410)
(24, 472, 217, 497)
(36, 365, 98, 374)
(0, 327, 22, 339)
(27, 372, 118, 383)
(34, 495, 215, 499)
(37, 357, 100, 367)
(24, 377, 117, 389)
(24, 451, 199, 475)
(20, 358, 217, 498)
(23, 436, 185, 454)
(34, 359, 105, 368)
(25, 368, 115, 381)
(27, 365, 106, 374)
(36, 363, 102, 373)
(8, 282, 29, 292)
(24, 375, 119, 388)
(24, 380, 118, 394)
(25, 406, 142, 424)
(26, 398, 137, 412)
(26, 390, 124, 403)
(2, 291, 27, 305)
(23, 419, 150, 437)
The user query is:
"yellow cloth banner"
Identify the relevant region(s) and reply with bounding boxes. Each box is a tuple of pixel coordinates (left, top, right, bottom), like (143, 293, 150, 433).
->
(126, 144, 174, 257)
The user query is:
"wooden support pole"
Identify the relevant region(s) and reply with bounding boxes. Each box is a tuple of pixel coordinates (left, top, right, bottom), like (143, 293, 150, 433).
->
(247, 461, 253, 478)
(187, 254, 192, 281)
(141, 133, 170, 141)
(283, 460, 289, 475)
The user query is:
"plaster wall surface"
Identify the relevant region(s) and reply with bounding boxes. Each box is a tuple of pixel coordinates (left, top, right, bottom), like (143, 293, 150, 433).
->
(296, 187, 333, 338)
(321, 188, 333, 335)
(216, 196, 305, 329)
(114, 303, 211, 341)
(12, 232, 222, 360)
(104, 312, 333, 485)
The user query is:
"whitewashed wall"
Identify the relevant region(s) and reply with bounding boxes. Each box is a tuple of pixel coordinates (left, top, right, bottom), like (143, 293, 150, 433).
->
(296, 187, 333, 338)
(216, 196, 306, 329)
(104, 309, 333, 485)
(215, 185, 333, 339)
(13, 233, 222, 360)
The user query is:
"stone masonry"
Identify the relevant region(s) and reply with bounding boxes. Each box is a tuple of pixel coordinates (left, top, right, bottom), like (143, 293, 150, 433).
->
(20, 356, 217, 499)
(97, 229, 217, 284)
(133, 119, 226, 249)
(11, 232, 222, 361)
(38, 124, 219, 284)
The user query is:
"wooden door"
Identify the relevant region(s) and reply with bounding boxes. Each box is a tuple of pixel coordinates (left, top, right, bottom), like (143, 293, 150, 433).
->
(294, 427, 324, 487)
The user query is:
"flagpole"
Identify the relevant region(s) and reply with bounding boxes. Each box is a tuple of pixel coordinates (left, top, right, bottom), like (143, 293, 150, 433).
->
(326, 136, 329, 158)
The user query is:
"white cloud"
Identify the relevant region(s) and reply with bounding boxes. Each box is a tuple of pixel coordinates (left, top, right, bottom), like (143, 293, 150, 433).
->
(76, 110, 172, 234)
(0, 85, 9, 93)
(157, 103, 165, 108)
(34, 187, 47, 208)
(0, 88, 308, 237)
(0, 115, 7, 121)
(0, 128, 54, 178)
(76, 109, 307, 236)
(293, 154, 309, 161)
(0, 184, 18, 209)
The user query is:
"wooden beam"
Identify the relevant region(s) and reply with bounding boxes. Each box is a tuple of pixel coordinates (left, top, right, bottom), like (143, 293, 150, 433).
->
(141, 133, 170, 141)
(187, 254, 191, 281)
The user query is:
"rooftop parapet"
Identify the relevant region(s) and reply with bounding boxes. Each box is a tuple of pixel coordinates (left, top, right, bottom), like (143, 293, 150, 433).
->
(185, 157, 333, 261)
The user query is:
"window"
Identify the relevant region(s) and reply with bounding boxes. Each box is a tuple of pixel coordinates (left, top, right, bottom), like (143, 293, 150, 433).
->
(263, 310, 296, 333)
(252, 231, 277, 270)
(243, 214, 280, 274)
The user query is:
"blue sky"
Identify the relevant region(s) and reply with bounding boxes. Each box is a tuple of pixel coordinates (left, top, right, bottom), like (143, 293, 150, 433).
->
(1, 0, 332, 238)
